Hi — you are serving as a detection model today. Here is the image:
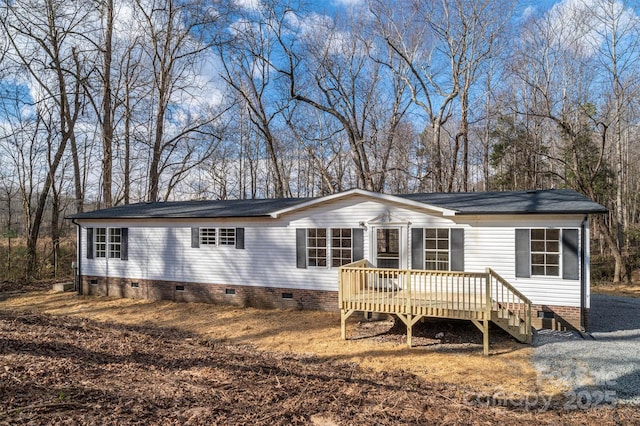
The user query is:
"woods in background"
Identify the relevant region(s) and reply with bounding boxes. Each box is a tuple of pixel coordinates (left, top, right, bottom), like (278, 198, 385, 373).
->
(0, 0, 638, 281)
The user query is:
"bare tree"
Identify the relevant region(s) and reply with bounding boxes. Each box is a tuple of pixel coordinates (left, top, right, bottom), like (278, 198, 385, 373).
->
(274, 5, 410, 192)
(508, 4, 626, 281)
(0, 0, 91, 277)
(133, 0, 228, 202)
(219, 4, 290, 198)
(371, 0, 513, 192)
(100, 0, 114, 207)
(585, 0, 640, 279)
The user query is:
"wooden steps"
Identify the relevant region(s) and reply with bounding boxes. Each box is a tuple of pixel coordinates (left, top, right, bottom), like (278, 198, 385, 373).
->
(491, 309, 531, 343)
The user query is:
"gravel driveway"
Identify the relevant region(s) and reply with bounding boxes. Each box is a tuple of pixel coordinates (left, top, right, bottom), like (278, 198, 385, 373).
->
(533, 294, 640, 407)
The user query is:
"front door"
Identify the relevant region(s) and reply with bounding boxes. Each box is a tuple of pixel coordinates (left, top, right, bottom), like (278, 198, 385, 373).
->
(375, 227, 400, 268)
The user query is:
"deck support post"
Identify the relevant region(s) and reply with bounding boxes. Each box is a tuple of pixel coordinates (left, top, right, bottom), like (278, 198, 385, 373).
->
(340, 309, 355, 340)
(485, 269, 493, 355)
(396, 313, 423, 348)
(482, 319, 489, 355)
(471, 319, 490, 355)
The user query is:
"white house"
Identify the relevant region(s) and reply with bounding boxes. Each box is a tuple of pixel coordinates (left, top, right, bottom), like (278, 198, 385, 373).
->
(69, 188, 607, 340)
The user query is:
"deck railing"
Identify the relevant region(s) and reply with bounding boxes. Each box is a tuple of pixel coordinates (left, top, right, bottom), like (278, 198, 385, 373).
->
(487, 268, 533, 343)
(339, 260, 488, 318)
(338, 260, 532, 347)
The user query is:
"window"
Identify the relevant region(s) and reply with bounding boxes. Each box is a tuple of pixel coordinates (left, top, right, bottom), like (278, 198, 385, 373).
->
(425, 228, 449, 271)
(109, 228, 122, 258)
(531, 228, 560, 276)
(307, 228, 353, 268)
(219, 228, 236, 246)
(331, 228, 352, 267)
(199, 227, 236, 246)
(95, 228, 107, 258)
(376, 228, 400, 268)
(307, 228, 327, 267)
(200, 228, 217, 245)
(88, 227, 127, 260)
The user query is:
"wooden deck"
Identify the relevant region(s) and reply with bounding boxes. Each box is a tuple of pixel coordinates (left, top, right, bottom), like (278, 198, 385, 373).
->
(338, 260, 532, 355)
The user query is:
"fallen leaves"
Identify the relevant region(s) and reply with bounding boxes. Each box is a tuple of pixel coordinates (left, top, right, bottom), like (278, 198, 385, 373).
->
(1, 308, 639, 425)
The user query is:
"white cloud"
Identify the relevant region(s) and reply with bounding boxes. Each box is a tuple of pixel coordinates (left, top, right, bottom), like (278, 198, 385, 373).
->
(234, 0, 262, 11)
(544, 0, 639, 57)
(521, 5, 536, 20)
(332, 0, 364, 6)
(286, 11, 366, 57)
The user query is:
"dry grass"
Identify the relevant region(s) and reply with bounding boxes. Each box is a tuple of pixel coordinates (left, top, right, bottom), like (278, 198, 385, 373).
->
(0, 290, 540, 397)
(592, 283, 640, 298)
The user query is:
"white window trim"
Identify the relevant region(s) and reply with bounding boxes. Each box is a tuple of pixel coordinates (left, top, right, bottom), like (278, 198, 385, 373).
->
(306, 227, 353, 269)
(94, 228, 122, 259)
(424, 228, 450, 271)
(108, 228, 122, 259)
(218, 228, 236, 246)
(95, 228, 107, 258)
(199, 227, 236, 247)
(530, 228, 561, 278)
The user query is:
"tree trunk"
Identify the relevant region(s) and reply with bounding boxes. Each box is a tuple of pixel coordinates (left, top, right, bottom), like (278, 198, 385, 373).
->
(460, 83, 470, 192)
(594, 216, 626, 283)
(50, 184, 61, 278)
(101, 0, 114, 208)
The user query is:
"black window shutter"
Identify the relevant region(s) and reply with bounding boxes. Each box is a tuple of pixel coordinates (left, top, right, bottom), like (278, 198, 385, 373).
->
(450, 228, 465, 271)
(562, 229, 579, 280)
(515, 229, 531, 278)
(120, 228, 129, 261)
(191, 227, 200, 248)
(235, 228, 245, 249)
(86, 227, 94, 259)
(351, 228, 363, 261)
(411, 228, 424, 270)
(296, 229, 307, 268)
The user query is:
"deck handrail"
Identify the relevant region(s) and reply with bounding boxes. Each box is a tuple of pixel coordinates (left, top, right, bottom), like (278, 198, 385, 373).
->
(486, 268, 532, 344)
(338, 264, 488, 317)
(341, 259, 370, 269)
(486, 268, 531, 303)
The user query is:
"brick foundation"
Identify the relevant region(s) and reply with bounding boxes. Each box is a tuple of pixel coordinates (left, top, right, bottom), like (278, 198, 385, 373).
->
(530, 304, 588, 331)
(80, 276, 588, 330)
(80, 276, 338, 311)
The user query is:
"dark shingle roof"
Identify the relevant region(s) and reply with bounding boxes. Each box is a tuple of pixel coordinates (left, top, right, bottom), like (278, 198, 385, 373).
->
(397, 189, 608, 215)
(68, 197, 311, 219)
(67, 189, 606, 220)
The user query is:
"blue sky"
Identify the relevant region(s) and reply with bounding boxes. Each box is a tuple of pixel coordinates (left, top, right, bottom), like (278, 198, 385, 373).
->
(318, 0, 566, 18)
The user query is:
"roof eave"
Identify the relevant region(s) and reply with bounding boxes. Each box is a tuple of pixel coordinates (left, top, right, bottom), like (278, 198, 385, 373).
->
(454, 209, 608, 216)
(67, 213, 273, 220)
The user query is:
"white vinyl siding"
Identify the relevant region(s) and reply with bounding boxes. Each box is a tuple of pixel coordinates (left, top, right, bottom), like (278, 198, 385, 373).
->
(79, 198, 587, 308)
(82, 224, 338, 292)
(463, 220, 583, 307)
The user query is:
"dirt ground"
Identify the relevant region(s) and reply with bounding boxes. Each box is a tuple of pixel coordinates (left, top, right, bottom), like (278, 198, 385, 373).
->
(1, 286, 639, 424)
